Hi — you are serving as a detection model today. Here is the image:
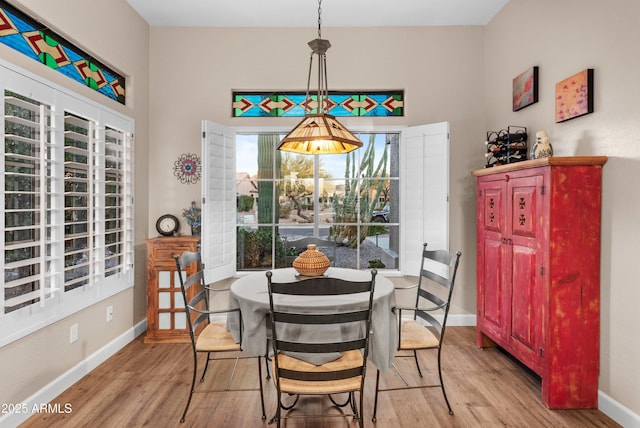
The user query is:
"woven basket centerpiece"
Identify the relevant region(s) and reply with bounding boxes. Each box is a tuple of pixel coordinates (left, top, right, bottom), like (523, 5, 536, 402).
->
(292, 244, 330, 277)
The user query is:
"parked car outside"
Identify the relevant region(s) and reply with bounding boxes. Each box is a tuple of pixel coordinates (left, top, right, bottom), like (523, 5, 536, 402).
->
(371, 205, 390, 222)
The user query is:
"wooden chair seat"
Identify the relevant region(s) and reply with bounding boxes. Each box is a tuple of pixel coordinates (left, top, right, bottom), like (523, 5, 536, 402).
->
(196, 321, 241, 352)
(273, 350, 364, 395)
(400, 319, 439, 350)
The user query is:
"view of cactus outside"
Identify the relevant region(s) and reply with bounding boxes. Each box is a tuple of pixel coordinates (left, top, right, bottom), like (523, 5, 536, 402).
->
(236, 133, 399, 271)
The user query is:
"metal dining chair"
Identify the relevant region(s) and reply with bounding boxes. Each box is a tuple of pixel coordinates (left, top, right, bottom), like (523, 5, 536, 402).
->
(174, 251, 265, 423)
(372, 243, 461, 421)
(266, 269, 377, 428)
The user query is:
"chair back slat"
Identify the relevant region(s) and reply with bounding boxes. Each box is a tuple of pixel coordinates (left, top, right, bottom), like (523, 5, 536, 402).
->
(182, 270, 204, 291)
(269, 276, 371, 295)
(280, 366, 364, 382)
(418, 288, 446, 308)
(415, 310, 443, 337)
(272, 309, 370, 325)
(191, 311, 210, 332)
(277, 338, 368, 354)
(188, 289, 207, 308)
(174, 250, 242, 349)
(409, 243, 462, 346)
(419, 268, 450, 288)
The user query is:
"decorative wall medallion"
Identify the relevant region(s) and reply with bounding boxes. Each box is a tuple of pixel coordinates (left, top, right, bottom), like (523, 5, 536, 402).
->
(173, 153, 201, 185)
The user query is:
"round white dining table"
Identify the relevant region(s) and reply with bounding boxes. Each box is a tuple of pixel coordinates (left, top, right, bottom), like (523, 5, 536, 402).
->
(228, 267, 398, 370)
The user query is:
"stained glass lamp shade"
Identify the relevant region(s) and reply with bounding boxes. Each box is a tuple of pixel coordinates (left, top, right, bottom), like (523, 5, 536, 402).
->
(278, 5, 363, 155)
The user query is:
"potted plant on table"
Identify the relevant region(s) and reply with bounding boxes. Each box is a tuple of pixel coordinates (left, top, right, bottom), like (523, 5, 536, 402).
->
(182, 201, 201, 236)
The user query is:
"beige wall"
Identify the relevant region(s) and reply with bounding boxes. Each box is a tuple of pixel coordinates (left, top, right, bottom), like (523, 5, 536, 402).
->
(485, 0, 640, 416)
(147, 25, 486, 314)
(2, 0, 638, 422)
(0, 0, 150, 407)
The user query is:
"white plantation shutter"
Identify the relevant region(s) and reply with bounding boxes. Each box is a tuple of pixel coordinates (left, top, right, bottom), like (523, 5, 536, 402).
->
(2, 84, 56, 311)
(63, 112, 95, 290)
(201, 120, 236, 283)
(103, 121, 134, 282)
(400, 121, 450, 275)
(1, 60, 134, 345)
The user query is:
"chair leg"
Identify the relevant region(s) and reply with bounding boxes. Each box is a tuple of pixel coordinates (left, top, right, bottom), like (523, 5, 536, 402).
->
(413, 349, 423, 377)
(264, 339, 271, 380)
(437, 348, 454, 415)
(181, 351, 199, 423)
(200, 351, 212, 382)
(268, 392, 282, 427)
(372, 369, 380, 422)
(258, 356, 266, 419)
(357, 391, 364, 428)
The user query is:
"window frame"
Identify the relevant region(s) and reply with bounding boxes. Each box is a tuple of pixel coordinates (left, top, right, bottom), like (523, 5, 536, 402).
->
(233, 130, 400, 271)
(201, 122, 449, 281)
(1, 59, 134, 346)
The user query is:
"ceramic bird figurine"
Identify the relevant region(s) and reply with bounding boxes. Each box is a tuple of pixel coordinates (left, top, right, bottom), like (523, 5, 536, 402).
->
(532, 131, 553, 159)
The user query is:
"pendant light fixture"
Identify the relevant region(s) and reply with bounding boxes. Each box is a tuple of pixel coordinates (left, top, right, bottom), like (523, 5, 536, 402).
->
(277, 0, 363, 155)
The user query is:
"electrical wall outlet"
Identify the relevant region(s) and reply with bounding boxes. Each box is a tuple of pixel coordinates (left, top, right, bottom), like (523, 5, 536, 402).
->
(70, 324, 78, 343)
(106, 305, 113, 322)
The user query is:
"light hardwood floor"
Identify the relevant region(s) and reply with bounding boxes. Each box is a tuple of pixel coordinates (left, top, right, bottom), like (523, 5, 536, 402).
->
(21, 327, 620, 427)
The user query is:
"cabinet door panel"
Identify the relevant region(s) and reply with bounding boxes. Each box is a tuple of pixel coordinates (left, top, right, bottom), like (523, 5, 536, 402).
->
(508, 174, 543, 371)
(477, 179, 507, 339)
(481, 238, 506, 336)
(509, 175, 542, 242)
(510, 244, 540, 370)
(482, 186, 504, 234)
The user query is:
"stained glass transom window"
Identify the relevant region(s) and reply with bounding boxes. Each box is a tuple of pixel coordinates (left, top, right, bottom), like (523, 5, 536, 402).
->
(232, 91, 404, 118)
(0, 1, 125, 104)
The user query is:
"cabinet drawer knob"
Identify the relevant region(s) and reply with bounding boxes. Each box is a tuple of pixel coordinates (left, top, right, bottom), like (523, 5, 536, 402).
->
(504, 174, 510, 182)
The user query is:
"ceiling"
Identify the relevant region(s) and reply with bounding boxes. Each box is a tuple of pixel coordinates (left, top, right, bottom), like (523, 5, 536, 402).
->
(126, 0, 510, 27)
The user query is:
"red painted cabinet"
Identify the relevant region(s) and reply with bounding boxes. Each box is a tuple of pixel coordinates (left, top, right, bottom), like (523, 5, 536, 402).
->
(473, 156, 606, 409)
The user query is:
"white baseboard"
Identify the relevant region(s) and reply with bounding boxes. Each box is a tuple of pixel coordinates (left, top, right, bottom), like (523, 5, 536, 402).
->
(445, 313, 477, 326)
(0, 320, 146, 428)
(599, 390, 640, 428)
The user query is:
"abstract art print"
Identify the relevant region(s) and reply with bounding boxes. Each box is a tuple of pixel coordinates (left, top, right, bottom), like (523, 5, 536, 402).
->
(512, 66, 538, 111)
(555, 69, 594, 122)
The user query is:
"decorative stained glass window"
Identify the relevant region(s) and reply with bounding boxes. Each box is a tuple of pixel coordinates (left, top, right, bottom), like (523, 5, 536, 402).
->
(0, 1, 125, 104)
(232, 91, 404, 118)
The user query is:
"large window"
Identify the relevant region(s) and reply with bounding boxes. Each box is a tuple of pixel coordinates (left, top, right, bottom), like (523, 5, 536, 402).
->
(201, 121, 449, 282)
(1, 61, 134, 345)
(235, 133, 399, 271)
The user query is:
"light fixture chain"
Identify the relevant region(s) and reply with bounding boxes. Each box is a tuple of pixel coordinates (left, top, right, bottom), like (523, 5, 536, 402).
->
(317, 0, 322, 39)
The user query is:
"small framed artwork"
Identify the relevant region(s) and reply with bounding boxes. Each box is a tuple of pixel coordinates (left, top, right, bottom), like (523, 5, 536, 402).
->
(512, 66, 538, 111)
(555, 69, 594, 123)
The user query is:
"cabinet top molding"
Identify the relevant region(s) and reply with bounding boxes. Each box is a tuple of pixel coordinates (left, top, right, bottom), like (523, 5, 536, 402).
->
(471, 156, 608, 177)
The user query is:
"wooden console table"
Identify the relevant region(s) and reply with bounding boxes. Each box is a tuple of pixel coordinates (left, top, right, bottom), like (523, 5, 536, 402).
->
(144, 236, 200, 343)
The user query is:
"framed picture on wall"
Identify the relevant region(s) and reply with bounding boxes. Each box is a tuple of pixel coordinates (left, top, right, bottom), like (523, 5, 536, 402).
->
(512, 66, 539, 111)
(555, 68, 594, 122)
